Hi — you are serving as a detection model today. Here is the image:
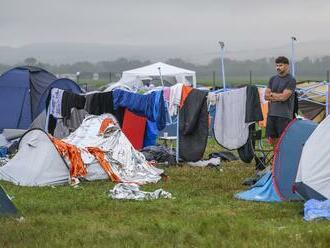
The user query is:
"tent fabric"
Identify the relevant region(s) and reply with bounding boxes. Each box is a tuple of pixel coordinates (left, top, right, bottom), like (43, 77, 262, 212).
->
(120, 62, 197, 88)
(272, 118, 317, 201)
(295, 115, 330, 200)
(235, 171, 281, 202)
(0, 66, 83, 131)
(0, 129, 69, 186)
(0, 114, 163, 186)
(179, 89, 208, 162)
(0, 185, 19, 216)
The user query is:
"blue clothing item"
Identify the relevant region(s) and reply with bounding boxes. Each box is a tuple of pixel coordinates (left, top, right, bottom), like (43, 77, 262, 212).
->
(235, 172, 281, 202)
(144, 121, 158, 147)
(113, 90, 166, 131)
(0, 147, 8, 157)
(304, 199, 330, 221)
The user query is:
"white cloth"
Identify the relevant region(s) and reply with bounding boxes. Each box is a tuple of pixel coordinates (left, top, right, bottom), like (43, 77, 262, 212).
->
(187, 157, 221, 167)
(168, 83, 183, 116)
(207, 92, 217, 106)
(49, 88, 64, 118)
(108, 183, 172, 201)
(213, 87, 251, 150)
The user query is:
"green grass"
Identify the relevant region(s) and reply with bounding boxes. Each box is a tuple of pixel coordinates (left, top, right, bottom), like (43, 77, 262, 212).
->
(1, 139, 330, 247)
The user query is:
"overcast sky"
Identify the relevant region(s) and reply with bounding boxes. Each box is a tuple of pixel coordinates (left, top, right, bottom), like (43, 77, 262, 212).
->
(1, 0, 330, 60)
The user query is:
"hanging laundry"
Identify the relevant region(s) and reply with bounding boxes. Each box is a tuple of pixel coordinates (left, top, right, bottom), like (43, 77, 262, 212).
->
(245, 85, 263, 123)
(258, 87, 269, 128)
(168, 83, 183, 116)
(84, 91, 124, 126)
(61, 91, 86, 119)
(112, 89, 166, 131)
(214, 87, 250, 150)
(49, 88, 64, 118)
(179, 89, 208, 162)
(122, 109, 147, 150)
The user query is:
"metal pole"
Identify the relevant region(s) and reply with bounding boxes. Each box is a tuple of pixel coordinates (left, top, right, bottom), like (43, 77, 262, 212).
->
(249, 70, 252, 84)
(291, 36, 297, 77)
(176, 107, 179, 163)
(219, 41, 226, 89)
(158, 67, 164, 87)
(327, 70, 329, 82)
(212, 71, 215, 88)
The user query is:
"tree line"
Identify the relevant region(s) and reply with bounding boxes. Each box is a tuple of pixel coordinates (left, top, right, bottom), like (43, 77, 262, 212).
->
(2, 56, 330, 83)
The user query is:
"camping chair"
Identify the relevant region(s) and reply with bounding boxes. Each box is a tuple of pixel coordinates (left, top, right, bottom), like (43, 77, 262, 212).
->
(250, 125, 273, 171)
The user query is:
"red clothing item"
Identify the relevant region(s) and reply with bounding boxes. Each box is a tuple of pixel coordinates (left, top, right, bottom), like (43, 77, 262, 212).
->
(122, 109, 147, 150)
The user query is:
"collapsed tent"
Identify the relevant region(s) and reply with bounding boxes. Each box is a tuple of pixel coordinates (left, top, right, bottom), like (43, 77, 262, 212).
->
(295, 115, 330, 200)
(236, 118, 317, 202)
(0, 114, 163, 186)
(297, 81, 329, 123)
(118, 62, 197, 89)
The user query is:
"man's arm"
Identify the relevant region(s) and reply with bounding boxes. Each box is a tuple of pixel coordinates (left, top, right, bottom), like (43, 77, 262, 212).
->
(269, 89, 293, 102)
(265, 88, 272, 101)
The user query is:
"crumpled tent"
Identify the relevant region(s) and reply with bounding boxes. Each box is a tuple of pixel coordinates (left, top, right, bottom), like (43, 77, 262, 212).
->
(295, 115, 330, 200)
(119, 62, 196, 88)
(0, 114, 163, 186)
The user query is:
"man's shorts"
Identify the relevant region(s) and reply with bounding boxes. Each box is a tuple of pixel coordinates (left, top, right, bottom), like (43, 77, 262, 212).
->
(266, 116, 291, 138)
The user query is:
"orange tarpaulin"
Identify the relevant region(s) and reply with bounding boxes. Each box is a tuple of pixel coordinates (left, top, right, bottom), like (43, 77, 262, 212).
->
(87, 147, 121, 182)
(180, 85, 193, 108)
(50, 136, 87, 179)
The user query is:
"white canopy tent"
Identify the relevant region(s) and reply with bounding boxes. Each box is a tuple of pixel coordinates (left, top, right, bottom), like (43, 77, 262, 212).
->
(119, 62, 197, 88)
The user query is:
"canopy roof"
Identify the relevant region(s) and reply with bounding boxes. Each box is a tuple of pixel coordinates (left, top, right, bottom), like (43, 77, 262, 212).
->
(121, 62, 196, 87)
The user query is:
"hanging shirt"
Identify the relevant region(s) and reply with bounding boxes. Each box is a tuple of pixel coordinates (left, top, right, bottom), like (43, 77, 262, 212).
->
(49, 88, 64, 118)
(168, 83, 183, 116)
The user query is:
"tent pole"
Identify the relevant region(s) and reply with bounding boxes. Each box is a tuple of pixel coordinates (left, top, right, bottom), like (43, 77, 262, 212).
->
(291, 36, 297, 78)
(327, 83, 330, 117)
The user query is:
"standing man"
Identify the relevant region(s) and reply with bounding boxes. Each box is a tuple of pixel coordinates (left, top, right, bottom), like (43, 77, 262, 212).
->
(265, 56, 296, 150)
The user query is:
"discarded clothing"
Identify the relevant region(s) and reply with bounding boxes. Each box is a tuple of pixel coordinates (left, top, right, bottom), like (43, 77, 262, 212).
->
(245, 85, 263, 123)
(187, 157, 221, 168)
(141, 145, 176, 165)
(179, 89, 208, 162)
(208, 151, 238, 162)
(214, 87, 251, 150)
(304, 199, 330, 221)
(108, 183, 172, 201)
(64, 108, 88, 132)
(0, 147, 8, 158)
(113, 89, 166, 131)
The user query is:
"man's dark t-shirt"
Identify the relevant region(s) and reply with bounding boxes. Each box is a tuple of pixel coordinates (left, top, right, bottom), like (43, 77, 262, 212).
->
(267, 73, 296, 119)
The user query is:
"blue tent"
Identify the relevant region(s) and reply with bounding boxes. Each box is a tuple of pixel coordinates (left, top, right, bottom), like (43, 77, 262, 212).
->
(236, 118, 317, 202)
(0, 66, 81, 130)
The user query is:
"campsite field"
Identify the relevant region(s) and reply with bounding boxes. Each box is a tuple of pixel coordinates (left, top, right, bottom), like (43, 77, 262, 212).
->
(1, 139, 330, 247)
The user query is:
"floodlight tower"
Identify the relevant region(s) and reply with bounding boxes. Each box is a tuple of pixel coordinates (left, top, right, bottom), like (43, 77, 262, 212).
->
(291, 36, 297, 77)
(219, 41, 226, 90)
